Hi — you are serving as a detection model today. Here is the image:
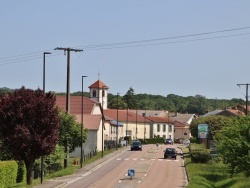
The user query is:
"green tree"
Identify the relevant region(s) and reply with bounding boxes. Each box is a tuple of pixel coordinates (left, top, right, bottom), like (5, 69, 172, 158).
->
(186, 95, 208, 115)
(108, 95, 126, 109)
(190, 115, 231, 140)
(58, 112, 87, 154)
(215, 116, 250, 177)
(123, 87, 137, 109)
(0, 87, 60, 185)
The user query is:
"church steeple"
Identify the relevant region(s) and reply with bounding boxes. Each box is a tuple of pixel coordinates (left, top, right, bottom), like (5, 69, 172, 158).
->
(88, 80, 109, 110)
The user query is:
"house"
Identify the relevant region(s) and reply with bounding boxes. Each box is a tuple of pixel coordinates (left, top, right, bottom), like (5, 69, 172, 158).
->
(145, 116, 174, 139)
(174, 120, 191, 140)
(104, 109, 151, 141)
(55, 95, 104, 156)
(134, 110, 195, 139)
(201, 108, 245, 117)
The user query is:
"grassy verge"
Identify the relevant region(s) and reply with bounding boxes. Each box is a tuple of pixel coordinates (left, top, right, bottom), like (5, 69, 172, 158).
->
(180, 145, 250, 188)
(9, 148, 119, 188)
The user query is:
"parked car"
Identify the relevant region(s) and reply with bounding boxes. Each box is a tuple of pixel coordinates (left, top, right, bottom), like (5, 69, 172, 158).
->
(164, 148, 177, 159)
(131, 140, 142, 151)
(164, 138, 174, 145)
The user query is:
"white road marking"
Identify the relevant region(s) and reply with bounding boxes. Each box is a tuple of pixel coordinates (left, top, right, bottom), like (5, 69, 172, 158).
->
(125, 158, 129, 160)
(116, 158, 121, 160)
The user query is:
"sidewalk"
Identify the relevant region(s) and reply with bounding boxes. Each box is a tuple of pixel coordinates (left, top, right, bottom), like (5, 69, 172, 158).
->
(33, 147, 127, 188)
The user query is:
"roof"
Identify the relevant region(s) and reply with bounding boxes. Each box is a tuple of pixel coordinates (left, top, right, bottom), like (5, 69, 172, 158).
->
(131, 110, 167, 117)
(170, 113, 196, 123)
(55, 95, 99, 115)
(174, 120, 190, 128)
(75, 114, 102, 131)
(104, 109, 151, 123)
(88, 80, 109, 89)
(216, 109, 245, 117)
(110, 120, 123, 126)
(201, 110, 223, 117)
(145, 116, 174, 124)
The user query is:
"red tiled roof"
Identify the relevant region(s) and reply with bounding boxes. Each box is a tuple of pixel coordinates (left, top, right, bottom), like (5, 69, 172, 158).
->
(104, 109, 150, 123)
(88, 80, 109, 89)
(75, 114, 101, 131)
(55, 96, 98, 115)
(174, 120, 190, 128)
(146, 116, 174, 124)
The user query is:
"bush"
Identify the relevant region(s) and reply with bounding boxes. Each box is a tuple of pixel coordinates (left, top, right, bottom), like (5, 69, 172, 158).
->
(141, 138, 164, 144)
(0, 161, 18, 188)
(190, 149, 211, 163)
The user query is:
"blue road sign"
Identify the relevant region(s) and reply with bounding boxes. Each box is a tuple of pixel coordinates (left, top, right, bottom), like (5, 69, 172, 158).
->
(128, 169, 135, 177)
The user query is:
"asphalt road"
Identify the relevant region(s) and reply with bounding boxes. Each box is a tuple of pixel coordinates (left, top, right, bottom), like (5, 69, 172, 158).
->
(65, 144, 187, 188)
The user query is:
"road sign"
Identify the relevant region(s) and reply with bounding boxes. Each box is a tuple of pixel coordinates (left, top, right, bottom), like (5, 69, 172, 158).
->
(198, 124, 208, 138)
(128, 169, 135, 178)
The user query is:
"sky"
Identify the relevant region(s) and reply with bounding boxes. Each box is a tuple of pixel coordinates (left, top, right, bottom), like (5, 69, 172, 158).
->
(0, 1, 250, 100)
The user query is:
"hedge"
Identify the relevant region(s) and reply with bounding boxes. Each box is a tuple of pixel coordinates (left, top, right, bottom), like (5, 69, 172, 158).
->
(140, 137, 165, 144)
(0, 161, 18, 188)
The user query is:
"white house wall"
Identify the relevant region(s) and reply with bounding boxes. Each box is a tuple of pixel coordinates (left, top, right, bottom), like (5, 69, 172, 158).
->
(152, 123, 174, 139)
(120, 122, 150, 140)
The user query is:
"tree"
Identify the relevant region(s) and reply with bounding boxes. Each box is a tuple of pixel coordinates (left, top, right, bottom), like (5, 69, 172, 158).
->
(0, 87, 60, 185)
(190, 115, 231, 140)
(123, 87, 138, 109)
(108, 95, 126, 109)
(215, 116, 250, 177)
(58, 112, 87, 161)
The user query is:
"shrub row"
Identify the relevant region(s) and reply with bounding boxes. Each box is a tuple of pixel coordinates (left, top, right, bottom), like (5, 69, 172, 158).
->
(0, 161, 18, 188)
(190, 148, 211, 163)
(140, 137, 164, 144)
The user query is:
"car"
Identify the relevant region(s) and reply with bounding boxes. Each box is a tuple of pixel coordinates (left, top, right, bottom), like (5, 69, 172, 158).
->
(164, 138, 174, 145)
(131, 141, 142, 151)
(164, 148, 177, 159)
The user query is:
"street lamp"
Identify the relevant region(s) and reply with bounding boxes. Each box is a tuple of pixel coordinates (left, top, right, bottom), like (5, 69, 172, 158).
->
(81, 76, 87, 168)
(116, 93, 119, 150)
(43, 52, 51, 93)
(41, 52, 51, 184)
(101, 86, 105, 158)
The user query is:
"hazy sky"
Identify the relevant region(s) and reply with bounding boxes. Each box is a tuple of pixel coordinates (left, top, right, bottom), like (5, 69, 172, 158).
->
(0, 1, 250, 100)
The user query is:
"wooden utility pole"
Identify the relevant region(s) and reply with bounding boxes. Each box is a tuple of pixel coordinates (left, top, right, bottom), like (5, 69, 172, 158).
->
(237, 83, 249, 116)
(54, 47, 83, 168)
(54, 47, 83, 113)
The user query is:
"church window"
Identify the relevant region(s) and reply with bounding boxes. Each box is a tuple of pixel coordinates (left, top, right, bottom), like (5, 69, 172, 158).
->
(92, 90, 97, 97)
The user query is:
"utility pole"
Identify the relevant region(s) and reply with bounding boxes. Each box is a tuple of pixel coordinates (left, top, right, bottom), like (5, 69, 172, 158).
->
(54, 47, 83, 168)
(54, 47, 83, 113)
(237, 83, 249, 116)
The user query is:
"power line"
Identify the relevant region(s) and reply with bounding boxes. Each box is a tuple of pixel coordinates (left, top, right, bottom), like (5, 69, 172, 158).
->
(77, 26, 250, 49)
(83, 32, 250, 51)
(0, 26, 250, 65)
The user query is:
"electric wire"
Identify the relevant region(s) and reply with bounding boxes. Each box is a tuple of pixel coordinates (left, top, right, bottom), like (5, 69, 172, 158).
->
(0, 26, 250, 65)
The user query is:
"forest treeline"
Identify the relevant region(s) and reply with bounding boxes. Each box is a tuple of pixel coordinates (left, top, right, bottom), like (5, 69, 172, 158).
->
(0, 87, 244, 115)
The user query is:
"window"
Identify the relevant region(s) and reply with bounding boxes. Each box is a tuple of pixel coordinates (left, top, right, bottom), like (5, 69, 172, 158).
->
(163, 135, 166, 139)
(92, 90, 97, 97)
(168, 124, 172, 132)
(157, 124, 160, 132)
(102, 89, 105, 97)
(163, 124, 166, 132)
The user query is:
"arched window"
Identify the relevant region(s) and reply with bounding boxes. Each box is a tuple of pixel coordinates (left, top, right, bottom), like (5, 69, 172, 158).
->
(102, 89, 105, 97)
(92, 90, 97, 97)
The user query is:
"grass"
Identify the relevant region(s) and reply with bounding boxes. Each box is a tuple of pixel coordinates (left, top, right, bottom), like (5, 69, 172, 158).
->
(9, 148, 118, 188)
(182, 146, 250, 188)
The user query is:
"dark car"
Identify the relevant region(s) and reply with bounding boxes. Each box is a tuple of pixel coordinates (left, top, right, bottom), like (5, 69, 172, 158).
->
(164, 148, 177, 159)
(131, 141, 142, 151)
(164, 138, 173, 145)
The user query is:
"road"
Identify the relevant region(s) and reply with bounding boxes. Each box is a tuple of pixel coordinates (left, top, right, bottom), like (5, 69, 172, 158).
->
(65, 144, 187, 188)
